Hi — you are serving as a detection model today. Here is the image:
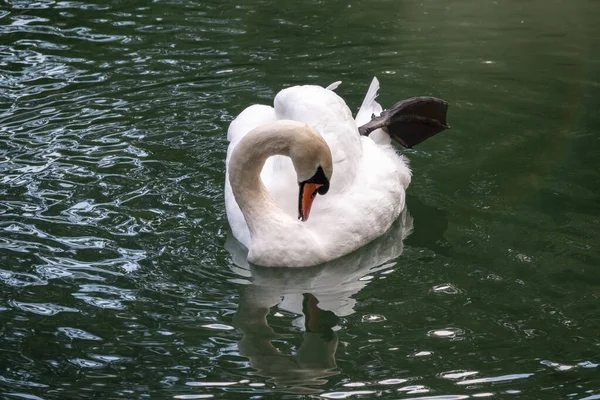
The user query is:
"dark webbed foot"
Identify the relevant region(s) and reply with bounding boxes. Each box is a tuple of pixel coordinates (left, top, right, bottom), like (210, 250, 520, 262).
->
(358, 96, 450, 148)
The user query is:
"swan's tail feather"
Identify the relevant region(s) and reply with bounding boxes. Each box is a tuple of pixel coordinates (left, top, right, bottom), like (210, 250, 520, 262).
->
(355, 77, 383, 127)
(325, 81, 342, 91)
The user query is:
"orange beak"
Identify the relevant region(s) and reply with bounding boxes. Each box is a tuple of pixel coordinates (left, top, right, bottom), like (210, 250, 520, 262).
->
(298, 182, 323, 222)
(302, 293, 321, 332)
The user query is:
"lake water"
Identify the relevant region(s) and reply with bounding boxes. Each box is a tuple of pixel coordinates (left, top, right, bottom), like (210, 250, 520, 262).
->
(1, 0, 599, 398)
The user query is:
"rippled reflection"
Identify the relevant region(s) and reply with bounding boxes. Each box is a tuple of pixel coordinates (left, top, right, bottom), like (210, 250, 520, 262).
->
(229, 210, 413, 394)
(234, 292, 339, 394)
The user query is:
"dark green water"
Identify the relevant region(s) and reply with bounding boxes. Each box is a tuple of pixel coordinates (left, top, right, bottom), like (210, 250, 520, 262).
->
(1, 0, 600, 398)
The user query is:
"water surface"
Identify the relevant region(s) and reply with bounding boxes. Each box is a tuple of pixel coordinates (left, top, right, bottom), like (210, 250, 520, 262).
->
(1, 0, 600, 398)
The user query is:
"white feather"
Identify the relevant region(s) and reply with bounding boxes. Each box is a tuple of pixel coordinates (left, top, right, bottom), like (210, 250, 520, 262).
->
(325, 80, 342, 91)
(354, 77, 390, 145)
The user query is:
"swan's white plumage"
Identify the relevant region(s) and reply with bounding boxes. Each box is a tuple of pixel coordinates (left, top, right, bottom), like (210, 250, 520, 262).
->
(225, 77, 412, 267)
(325, 80, 342, 91)
(354, 76, 390, 145)
(355, 77, 382, 127)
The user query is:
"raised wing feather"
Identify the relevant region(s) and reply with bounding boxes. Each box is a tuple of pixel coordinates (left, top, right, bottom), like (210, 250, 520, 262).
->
(355, 77, 383, 127)
(274, 85, 362, 191)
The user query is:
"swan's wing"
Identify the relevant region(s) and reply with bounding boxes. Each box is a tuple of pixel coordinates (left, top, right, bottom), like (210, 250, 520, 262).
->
(358, 96, 450, 148)
(227, 104, 276, 146)
(274, 85, 362, 191)
(355, 77, 383, 127)
(354, 77, 391, 145)
(304, 134, 410, 261)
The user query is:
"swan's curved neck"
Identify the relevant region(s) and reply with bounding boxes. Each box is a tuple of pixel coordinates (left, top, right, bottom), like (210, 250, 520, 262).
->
(228, 123, 299, 236)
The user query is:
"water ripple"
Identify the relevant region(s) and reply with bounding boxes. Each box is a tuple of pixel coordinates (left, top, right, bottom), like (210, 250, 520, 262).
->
(57, 326, 103, 341)
(11, 301, 79, 315)
(456, 373, 534, 386)
(1, 0, 599, 399)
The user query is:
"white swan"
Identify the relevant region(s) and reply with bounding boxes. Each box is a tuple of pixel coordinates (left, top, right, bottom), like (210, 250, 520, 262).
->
(225, 77, 448, 267)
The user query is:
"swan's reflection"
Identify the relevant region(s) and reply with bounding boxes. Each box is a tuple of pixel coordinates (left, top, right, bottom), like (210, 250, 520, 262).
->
(228, 209, 414, 394)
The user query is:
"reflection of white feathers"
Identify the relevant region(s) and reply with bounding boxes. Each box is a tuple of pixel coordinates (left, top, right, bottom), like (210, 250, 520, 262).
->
(225, 77, 411, 266)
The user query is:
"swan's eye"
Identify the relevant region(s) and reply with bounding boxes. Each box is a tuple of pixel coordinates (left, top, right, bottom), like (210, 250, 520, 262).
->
(303, 166, 330, 195)
(317, 184, 329, 195)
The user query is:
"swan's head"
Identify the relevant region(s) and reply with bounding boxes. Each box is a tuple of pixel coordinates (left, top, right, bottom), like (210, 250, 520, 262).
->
(289, 126, 333, 222)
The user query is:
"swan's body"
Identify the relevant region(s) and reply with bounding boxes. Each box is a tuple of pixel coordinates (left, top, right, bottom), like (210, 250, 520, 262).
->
(225, 77, 447, 267)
